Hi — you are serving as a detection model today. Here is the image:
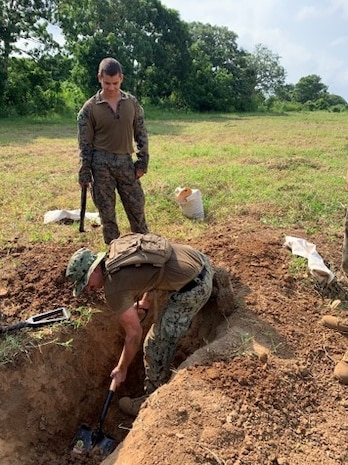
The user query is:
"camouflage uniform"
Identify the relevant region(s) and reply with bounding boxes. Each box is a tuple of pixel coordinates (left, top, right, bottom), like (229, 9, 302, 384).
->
(78, 90, 149, 244)
(143, 253, 214, 393)
(66, 237, 215, 410)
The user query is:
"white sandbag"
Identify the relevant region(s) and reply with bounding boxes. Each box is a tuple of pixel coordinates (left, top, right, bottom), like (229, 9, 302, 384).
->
(175, 187, 204, 220)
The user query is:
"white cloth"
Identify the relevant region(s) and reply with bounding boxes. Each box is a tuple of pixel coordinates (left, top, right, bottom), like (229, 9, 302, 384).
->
(44, 209, 100, 224)
(284, 236, 335, 284)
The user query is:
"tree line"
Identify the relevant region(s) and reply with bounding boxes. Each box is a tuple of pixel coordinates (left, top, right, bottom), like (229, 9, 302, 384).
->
(1, 0, 347, 117)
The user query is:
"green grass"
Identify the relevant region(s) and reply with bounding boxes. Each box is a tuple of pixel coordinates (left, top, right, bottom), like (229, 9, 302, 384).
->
(0, 308, 92, 365)
(0, 110, 347, 250)
(0, 334, 35, 366)
(0, 110, 347, 364)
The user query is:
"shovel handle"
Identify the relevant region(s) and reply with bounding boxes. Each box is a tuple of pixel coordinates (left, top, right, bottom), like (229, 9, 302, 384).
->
(110, 377, 118, 392)
(79, 185, 87, 233)
(95, 378, 118, 435)
(0, 322, 27, 333)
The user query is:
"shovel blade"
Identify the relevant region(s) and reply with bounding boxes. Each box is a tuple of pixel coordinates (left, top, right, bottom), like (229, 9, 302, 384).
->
(71, 425, 116, 458)
(28, 307, 70, 326)
(0, 307, 70, 334)
(94, 434, 117, 457)
(71, 425, 94, 454)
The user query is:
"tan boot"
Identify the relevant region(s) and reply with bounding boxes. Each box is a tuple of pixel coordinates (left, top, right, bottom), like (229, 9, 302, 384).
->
(320, 315, 348, 333)
(119, 395, 148, 417)
(334, 351, 348, 385)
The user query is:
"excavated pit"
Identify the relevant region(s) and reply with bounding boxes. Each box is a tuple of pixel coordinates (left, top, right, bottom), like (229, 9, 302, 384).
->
(3, 218, 348, 465)
(0, 243, 232, 465)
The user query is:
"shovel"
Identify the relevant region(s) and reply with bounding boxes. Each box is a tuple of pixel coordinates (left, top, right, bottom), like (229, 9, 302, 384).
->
(71, 377, 117, 457)
(79, 184, 87, 233)
(0, 307, 70, 334)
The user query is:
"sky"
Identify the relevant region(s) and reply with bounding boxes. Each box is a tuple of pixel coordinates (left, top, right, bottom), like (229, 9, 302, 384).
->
(161, 0, 348, 100)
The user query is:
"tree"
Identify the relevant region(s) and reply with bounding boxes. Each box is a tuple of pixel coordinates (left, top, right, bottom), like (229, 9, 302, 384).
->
(324, 93, 347, 106)
(248, 44, 286, 97)
(128, 1, 192, 104)
(6, 56, 68, 115)
(0, 0, 57, 110)
(293, 74, 328, 104)
(185, 22, 256, 111)
(275, 83, 295, 101)
(56, 0, 191, 103)
(185, 41, 230, 111)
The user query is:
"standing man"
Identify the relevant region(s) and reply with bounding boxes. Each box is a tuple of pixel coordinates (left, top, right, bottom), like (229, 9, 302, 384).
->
(66, 233, 214, 417)
(78, 57, 149, 244)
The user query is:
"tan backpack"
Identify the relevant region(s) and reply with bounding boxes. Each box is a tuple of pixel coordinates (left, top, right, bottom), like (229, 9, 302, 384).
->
(105, 233, 173, 274)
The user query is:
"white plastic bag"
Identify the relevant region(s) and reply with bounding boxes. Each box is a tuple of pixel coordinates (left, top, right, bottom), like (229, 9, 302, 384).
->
(284, 236, 335, 284)
(44, 209, 100, 224)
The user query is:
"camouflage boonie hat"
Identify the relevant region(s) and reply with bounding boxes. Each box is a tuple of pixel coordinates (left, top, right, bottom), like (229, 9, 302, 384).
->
(66, 248, 106, 297)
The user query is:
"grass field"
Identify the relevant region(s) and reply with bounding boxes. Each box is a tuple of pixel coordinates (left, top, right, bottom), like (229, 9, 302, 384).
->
(0, 110, 347, 251)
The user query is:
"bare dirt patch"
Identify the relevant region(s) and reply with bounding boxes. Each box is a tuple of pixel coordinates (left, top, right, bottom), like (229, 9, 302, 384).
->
(1, 215, 348, 465)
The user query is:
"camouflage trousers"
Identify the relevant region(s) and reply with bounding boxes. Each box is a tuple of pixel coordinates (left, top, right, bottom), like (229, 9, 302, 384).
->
(91, 151, 148, 244)
(143, 253, 214, 393)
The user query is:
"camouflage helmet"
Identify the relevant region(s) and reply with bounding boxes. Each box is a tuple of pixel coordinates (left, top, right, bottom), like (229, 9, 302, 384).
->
(66, 248, 106, 297)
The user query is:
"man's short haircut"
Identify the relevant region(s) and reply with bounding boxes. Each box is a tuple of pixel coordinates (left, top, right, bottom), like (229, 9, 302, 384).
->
(98, 57, 123, 76)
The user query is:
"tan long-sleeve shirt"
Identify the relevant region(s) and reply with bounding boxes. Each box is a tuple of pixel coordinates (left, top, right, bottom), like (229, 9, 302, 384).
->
(77, 90, 149, 171)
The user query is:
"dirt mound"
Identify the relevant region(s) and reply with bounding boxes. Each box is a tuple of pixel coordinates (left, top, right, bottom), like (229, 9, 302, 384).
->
(1, 216, 348, 465)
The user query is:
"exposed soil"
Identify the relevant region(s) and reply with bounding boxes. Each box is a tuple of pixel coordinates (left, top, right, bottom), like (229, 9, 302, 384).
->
(1, 215, 348, 465)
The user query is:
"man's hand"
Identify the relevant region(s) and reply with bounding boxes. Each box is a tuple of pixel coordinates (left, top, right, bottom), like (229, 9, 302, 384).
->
(134, 159, 147, 179)
(78, 165, 92, 186)
(133, 302, 148, 323)
(139, 291, 154, 309)
(135, 168, 145, 179)
(110, 365, 128, 388)
(133, 291, 153, 322)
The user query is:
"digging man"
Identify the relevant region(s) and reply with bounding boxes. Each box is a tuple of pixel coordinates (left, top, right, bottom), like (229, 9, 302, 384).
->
(66, 233, 214, 416)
